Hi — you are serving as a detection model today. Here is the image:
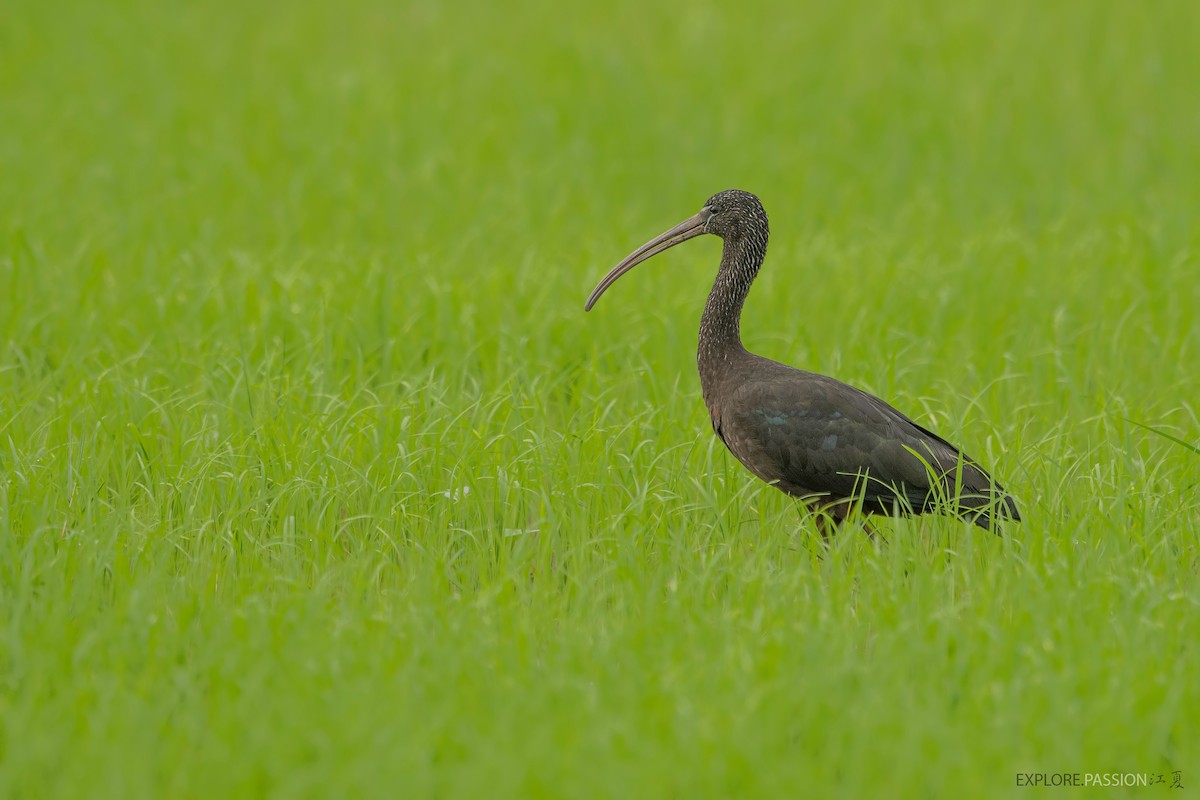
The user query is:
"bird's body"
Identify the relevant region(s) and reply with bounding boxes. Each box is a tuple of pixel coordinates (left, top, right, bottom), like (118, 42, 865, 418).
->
(586, 189, 1019, 533)
(703, 350, 1016, 525)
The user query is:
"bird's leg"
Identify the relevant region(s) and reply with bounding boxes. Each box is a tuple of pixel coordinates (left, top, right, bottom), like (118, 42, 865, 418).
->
(796, 501, 836, 552)
(813, 502, 857, 544)
(813, 511, 838, 543)
(804, 501, 887, 548)
(823, 501, 888, 545)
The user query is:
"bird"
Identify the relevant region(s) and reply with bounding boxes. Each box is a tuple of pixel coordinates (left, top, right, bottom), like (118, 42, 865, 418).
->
(585, 189, 1020, 536)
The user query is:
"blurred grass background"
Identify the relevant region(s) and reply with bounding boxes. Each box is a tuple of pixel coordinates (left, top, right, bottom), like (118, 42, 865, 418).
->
(2, 0, 1198, 797)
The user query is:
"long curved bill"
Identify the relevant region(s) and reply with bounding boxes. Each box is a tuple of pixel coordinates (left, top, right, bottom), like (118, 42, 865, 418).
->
(585, 207, 712, 311)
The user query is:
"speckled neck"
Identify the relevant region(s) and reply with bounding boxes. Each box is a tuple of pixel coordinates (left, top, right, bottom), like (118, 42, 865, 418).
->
(697, 230, 767, 398)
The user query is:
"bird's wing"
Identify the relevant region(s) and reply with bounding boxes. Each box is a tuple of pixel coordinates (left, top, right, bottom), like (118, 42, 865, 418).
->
(717, 371, 1002, 513)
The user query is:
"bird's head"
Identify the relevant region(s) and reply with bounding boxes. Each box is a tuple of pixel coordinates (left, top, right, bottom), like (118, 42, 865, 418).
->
(585, 189, 768, 311)
(700, 189, 768, 241)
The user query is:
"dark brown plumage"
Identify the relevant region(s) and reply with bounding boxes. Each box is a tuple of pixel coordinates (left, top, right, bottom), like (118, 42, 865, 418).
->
(585, 189, 1020, 534)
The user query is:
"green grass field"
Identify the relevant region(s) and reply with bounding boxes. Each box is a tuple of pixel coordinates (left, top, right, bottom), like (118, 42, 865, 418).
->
(3, 0, 1198, 796)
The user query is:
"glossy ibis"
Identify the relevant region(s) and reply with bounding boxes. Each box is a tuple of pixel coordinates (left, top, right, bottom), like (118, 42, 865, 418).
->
(585, 190, 1020, 535)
